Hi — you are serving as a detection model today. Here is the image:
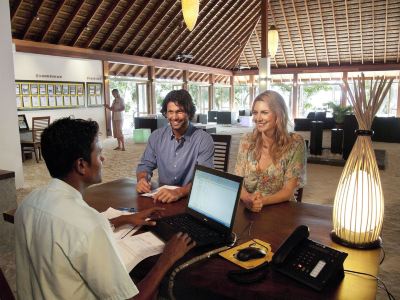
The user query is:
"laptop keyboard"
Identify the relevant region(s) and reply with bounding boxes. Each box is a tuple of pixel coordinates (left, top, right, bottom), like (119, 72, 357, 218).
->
(160, 214, 222, 244)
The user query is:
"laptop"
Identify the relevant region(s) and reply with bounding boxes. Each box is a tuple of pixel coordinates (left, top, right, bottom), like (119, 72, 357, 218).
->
(151, 165, 243, 247)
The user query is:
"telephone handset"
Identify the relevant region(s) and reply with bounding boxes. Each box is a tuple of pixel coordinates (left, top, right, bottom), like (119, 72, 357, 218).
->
(272, 225, 348, 291)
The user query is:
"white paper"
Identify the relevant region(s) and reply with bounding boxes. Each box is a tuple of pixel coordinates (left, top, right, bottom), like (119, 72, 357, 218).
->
(116, 232, 165, 272)
(101, 207, 138, 240)
(142, 185, 180, 198)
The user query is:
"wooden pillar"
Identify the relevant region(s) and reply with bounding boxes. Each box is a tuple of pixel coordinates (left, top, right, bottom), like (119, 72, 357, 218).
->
(230, 76, 234, 110)
(102, 61, 112, 136)
(341, 71, 348, 107)
(183, 70, 188, 90)
(261, 0, 268, 58)
(208, 74, 215, 110)
(292, 73, 298, 118)
(147, 66, 156, 114)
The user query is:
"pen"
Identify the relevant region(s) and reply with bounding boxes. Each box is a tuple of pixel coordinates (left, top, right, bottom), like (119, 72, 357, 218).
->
(117, 207, 136, 213)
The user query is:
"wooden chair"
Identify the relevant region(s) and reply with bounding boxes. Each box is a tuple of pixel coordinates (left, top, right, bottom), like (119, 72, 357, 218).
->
(294, 187, 303, 202)
(20, 116, 50, 163)
(0, 267, 14, 300)
(211, 134, 232, 172)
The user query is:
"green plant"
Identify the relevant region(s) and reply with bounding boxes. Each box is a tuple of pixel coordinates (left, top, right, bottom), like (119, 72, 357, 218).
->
(326, 102, 353, 124)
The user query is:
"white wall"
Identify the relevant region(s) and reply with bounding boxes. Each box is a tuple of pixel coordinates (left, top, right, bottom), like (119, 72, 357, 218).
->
(0, 1, 24, 188)
(14, 52, 107, 136)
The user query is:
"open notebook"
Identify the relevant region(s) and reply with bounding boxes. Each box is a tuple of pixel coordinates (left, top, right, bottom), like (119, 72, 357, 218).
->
(151, 165, 243, 247)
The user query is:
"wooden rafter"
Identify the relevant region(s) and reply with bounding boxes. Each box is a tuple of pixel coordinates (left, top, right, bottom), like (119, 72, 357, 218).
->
(269, 2, 288, 67)
(304, 0, 318, 66)
(83, 1, 120, 48)
(121, 1, 165, 54)
(397, 30, 400, 63)
(11, 0, 23, 22)
(115, 64, 127, 76)
(57, 0, 86, 44)
(71, 1, 103, 47)
(98, 1, 136, 50)
(384, 0, 389, 63)
(316, 0, 330, 65)
(372, 0, 375, 63)
(41, 0, 67, 42)
(254, 30, 265, 68)
(279, 0, 298, 66)
(359, 0, 364, 64)
(231, 21, 260, 70)
(21, 0, 44, 39)
(110, 2, 149, 52)
(344, 0, 352, 64)
(162, 0, 222, 60)
(330, 0, 341, 65)
(291, 0, 308, 66)
(126, 65, 136, 77)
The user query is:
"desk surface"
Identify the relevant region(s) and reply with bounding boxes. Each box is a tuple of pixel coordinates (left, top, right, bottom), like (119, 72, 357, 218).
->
(83, 178, 380, 300)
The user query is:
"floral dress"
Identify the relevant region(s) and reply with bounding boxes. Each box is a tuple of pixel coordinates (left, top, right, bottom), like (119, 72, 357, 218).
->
(235, 132, 307, 201)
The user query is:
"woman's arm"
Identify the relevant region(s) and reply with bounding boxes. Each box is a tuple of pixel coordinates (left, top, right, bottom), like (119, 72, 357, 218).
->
(258, 177, 298, 206)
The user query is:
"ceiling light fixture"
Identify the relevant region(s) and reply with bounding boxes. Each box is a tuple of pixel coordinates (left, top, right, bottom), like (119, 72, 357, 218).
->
(35, 14, 40, 21)
(181, 0, 199, 31)
(268, 25, 279, 58)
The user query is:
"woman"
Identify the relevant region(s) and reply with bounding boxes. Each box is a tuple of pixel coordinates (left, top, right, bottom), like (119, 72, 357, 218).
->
(105, 89, 125, 151)
(235, 90, 306, 212)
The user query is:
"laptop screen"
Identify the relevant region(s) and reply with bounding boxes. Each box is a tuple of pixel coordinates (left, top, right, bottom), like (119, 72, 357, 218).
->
(188, 168, 241, 228)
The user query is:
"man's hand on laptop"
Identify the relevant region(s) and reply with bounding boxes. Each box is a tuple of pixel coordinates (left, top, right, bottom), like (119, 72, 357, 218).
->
(158, 232, 196, 268)
(110, 207, 164, 228)
(153, 188, 183, 203)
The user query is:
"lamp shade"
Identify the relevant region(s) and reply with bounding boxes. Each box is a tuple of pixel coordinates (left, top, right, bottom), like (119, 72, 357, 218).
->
(182, 0, 199, 31)
(331, 74, 393, 249)
(268, 25, 279, 58)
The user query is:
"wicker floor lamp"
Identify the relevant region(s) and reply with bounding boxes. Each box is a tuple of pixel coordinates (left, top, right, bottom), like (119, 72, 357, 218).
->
(331, 74, 393, 249)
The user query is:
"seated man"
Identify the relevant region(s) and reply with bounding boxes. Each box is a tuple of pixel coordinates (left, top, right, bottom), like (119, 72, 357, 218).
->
(15, 118, 195, 300)
(136, 89, 214, 203)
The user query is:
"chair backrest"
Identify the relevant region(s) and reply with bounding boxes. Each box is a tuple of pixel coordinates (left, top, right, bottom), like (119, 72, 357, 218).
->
(0, 267, 14, 300)
(294, 187, 303, 202)
(211, 134, 231, 172)
(32, 116, 50, 142)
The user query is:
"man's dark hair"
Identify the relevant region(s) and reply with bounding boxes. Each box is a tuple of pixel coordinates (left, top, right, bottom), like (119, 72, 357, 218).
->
(112, 88, 119, 93)
(160, 89, 196, 120)
(41, 118, 99, 179)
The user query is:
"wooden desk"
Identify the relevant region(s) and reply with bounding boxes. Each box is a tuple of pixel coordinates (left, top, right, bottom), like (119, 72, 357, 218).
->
(7, 178, 379, 299)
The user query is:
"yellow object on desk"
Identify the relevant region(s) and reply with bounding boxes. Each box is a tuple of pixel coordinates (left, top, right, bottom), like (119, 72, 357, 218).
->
(219, 239, 274, 269)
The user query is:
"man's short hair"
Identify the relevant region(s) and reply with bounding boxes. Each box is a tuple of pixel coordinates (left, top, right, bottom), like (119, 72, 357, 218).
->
(41, 118, 99, 179)
(160, 89, 196, 120)
(112, 88, 119, 93)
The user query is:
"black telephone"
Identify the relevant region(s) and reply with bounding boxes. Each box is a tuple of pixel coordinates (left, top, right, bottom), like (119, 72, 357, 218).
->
(272, 225, 348, 291)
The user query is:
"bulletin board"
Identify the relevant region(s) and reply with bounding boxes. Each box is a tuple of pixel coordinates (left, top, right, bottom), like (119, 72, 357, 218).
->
(86, 82, 103, 107)
(16, 80, 86, 110)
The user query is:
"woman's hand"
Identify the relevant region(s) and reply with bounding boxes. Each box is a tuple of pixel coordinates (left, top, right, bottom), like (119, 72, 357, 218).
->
(241, 192, 263, 212)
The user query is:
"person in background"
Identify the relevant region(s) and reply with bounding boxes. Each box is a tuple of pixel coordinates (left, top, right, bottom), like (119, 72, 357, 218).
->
(136, 89, 214, 203)
(15, 117, 195, 300)
(235, 90, 306, 212)
(105, 88, 126, 151)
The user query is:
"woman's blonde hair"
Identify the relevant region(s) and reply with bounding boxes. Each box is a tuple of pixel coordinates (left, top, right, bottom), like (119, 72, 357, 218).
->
(250, 90, 293, 163)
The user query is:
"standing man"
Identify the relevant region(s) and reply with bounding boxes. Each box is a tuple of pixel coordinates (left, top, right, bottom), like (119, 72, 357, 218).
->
(15, 117, 195, 300)
(105, 88, 126, 151)
(136, 89, 214, 203)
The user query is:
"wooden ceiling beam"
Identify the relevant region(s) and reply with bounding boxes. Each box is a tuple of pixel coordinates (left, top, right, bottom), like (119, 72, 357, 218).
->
(121, 1, 165, 54)
(110, 2, 148, 52)
(21, 0, 45, 39)
(71, 1, 103, 47)
(291, 0, 308, 66)
(316, 0, 330, 65)
(57, 0, 85, 44)
(126, 65, 137, 77)
(372, 0, 375, 63)
(253, 29, 263, 68)
(330, 0, 341, 65)
(279, 0, 298, 66)
(232, 63, 400, 75)
(344, 0, 352, 64)
(384, 0, 389, 63)
(11, 0, 23, 22)
(161, 0, 222, 60)
(98, 1, 136, 50)
(359, 0, 364, 64)
(304, 0, 318, 66)
(41, 0, 67, 42)
(83, 1, 120, 48)
(14, 39, 233, 76)
(269, 2, 287, 67)
(231, 23, 260, 71)
(133, 0, 177, 55)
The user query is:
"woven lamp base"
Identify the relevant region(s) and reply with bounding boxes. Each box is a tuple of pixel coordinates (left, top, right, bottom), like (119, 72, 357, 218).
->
(330, 231, 382, 249)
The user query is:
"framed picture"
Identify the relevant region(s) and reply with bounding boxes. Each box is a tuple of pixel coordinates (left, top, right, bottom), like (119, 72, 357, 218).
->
(31, 96, 40, 107)
(69, 85, 76, 95)
(77, 84, 84, 95)
(39, 84, 47, 95)
(56, 96, 63, 106)
(47, 84, 54, 95)
(40, 95, 47, 106)
(55, 84, 62, 95)
(48, 96, 56, 107)
(22, 96, 31, 107)
(31, 84, 38, 95)
(16, 96, 22, 107)
(16, 84, 20, 95)
(62, 85, 69, 95)
(63, 96, 71, 106)
(21, 84, 29, 95)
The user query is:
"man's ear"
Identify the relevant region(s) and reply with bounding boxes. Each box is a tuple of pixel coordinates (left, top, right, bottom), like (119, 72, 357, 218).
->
(74, 158, 87, 176)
